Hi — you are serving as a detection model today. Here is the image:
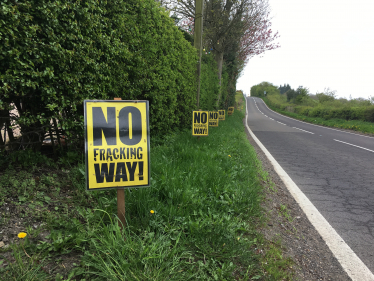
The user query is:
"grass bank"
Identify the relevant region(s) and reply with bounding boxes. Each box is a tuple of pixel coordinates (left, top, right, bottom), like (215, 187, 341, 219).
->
(263, 97, 374, 135)
(0, 105, 292, 280)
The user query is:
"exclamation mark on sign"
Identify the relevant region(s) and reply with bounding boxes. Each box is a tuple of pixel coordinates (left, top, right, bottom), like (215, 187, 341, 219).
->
(138, 161, 144, 180)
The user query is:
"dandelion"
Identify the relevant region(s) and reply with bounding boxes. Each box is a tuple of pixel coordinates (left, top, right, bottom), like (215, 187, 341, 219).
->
(237, 237, 240, 241)
(18, 232, 27, 239)
(228, 155, 231, 157)
(150, 210, 155, 214)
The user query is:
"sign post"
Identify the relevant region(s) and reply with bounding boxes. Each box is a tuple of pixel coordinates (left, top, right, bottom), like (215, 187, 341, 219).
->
(114, 98, 126, 230)
(228, 107, 234, 116)
(209, 111, 219, 127)
(84, 98, 150, 231)
(218, 110, 225, 121)
(192, 111, 209, 137)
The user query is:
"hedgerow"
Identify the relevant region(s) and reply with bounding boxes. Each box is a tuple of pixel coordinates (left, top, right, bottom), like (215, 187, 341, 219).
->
(0, 0, 197, 149)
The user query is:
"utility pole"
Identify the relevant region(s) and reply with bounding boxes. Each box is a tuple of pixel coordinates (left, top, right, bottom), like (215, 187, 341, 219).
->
(194, 0, 203, 109)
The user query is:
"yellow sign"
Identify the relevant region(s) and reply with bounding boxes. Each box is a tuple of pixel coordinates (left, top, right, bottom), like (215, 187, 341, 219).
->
(228, 107, 234, 116)
(84, 100, 150, 190)
(209, 111, 219, 127)
(218, 110, 225, 120)
(192, 111, 209, 136)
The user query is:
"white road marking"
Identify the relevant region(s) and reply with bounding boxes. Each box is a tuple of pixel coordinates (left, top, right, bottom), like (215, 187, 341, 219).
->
(334, 139, 374, 153)
(277, 121, 286, 125)
(245, 101, 374, 281)
(253, 98, 374, 139)
(292, 127, 315, 134)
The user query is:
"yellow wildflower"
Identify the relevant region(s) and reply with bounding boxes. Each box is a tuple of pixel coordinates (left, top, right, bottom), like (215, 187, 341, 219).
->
(18, 232, 27, 239)
(228, 155, 231, 157)
(150, 210, 155, 214)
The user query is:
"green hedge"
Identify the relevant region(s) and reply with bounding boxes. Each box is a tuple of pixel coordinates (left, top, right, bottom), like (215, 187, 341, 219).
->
(265, 95, 374, 122)
(0, 0, 197, 148)
(199, 55, 220, 110)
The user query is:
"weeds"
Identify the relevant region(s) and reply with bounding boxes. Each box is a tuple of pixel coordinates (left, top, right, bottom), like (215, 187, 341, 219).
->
(0, 107, 293, 280)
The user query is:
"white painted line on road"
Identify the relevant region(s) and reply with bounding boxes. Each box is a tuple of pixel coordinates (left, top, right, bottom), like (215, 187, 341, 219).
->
(245, 102, 374, 281)
(334, 139, 374, 153)
(277, 121, 286, 125)
(269, 118, 274, 120)
(252, 97, 374, 139)
(292, 127, 315, 134)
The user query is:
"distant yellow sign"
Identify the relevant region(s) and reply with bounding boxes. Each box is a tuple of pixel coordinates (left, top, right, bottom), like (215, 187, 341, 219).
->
(84, 100, 150, 191)
(209, 111, 219, 127)
(228, 107, 234, 116)
(192, 111, 209, 136)
(218, 110, 225, 121)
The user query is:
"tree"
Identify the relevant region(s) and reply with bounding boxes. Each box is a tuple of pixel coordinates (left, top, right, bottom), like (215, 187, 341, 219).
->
(279, 84, 291, 94)
(316, 88, 336, 103)
(169, 0, 279, 108)
(294, 86, 309, 104)
(250, 81, 279, 97)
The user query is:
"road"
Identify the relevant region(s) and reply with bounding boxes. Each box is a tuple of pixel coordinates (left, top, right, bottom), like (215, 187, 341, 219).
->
(246, 96, 374, 274)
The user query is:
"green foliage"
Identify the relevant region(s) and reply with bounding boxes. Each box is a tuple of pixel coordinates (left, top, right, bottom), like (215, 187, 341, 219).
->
(316, 88, 336, 103)
(0, 111, 297, 280)
(263, 83, 374, 123)
(200, 55, 220, 110)
(278, 84, 291, 94)
(250, 82, 280, 98)
(0, 0, 197, 147)
(264, 97, 374, 134)
(294, 86, 309, 104)
(0, 149, 56, 169)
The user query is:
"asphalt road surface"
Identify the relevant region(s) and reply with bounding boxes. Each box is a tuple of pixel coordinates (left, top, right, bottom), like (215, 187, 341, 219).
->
(246, 96, 374, 274)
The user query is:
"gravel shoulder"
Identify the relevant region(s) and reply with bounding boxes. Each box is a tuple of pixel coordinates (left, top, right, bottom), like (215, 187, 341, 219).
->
(243, 119, 352, 281)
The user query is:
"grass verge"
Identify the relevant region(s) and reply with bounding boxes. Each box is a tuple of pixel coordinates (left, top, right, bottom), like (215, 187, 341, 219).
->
(263, 97, 374, 135)
(0, 107, 293, 280)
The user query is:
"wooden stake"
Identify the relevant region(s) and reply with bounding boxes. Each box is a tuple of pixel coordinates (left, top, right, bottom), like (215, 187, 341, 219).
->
(114, 97, 126, 230)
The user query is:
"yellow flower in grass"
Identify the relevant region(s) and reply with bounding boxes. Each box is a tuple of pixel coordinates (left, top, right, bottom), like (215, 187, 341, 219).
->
(150, 210, 155, 214)
(228, 155, 231, 157)
(18, 232, 27, 239)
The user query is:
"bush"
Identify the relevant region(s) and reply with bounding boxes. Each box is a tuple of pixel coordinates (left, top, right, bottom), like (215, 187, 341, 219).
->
(0, 0, 197, 149)
(200, 55, 220, 110)
(250, 82, 280, 98)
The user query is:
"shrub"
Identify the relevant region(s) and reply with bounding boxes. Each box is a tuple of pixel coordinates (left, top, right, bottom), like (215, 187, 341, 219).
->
(0, 0, 197, 149)
(200, 55, 220, 110)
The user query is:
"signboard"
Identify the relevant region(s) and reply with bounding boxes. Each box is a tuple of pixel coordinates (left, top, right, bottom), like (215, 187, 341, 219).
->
(192, 111, 209, 136)
(218, 110, 225, 121)
(209, 111, 219, 127)
(228, 107, 234, 116)
(84, 100, 150, 190)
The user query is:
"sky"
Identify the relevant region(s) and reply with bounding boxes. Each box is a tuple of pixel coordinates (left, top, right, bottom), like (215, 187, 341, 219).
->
(237, 0, 374, 100)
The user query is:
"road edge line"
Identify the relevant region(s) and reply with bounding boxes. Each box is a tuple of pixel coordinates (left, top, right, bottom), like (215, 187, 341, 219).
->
(245, 99, 374, 281)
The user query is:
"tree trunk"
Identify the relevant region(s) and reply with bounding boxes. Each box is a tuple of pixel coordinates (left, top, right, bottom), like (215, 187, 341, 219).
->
(215, 51, 224, 108)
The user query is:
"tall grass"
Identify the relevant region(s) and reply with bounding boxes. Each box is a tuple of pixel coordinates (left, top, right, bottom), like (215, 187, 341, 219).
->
(2, 101, 293, 279)
(62, 109, 265, 280)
